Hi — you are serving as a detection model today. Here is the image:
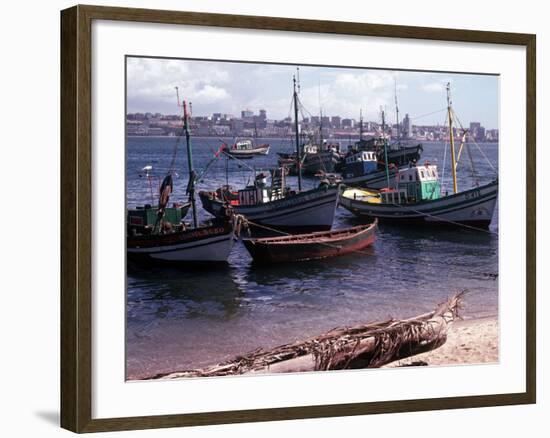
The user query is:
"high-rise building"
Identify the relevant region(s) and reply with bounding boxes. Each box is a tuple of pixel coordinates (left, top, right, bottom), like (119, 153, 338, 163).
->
(402, 113, 412, 139)
(241, 109, 254, 118)
(342, 118, 354, 128)
(331, 116, 341, 129)
(259, 109, 267, 120)
(469, 122, 480, 140)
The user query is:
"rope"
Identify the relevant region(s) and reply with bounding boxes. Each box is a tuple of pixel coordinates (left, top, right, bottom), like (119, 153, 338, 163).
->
(242, 218, 497, 279)
(451, 109, 497, 174)
(388, 202, 497, 234)
(410, 108, 447, 121)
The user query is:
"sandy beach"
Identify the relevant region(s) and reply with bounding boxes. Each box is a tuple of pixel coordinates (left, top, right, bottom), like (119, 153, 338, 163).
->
(386, 316, 499, 368)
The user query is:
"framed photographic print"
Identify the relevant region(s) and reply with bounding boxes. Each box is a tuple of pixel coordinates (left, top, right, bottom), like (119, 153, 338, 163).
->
(60, 4, 536, 433)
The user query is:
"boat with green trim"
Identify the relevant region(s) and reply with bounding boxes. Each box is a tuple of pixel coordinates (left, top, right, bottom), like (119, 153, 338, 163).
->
(339, 83, 498, 229)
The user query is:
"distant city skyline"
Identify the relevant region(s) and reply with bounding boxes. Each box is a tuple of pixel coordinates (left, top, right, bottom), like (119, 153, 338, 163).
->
(126, 57, 499, 129)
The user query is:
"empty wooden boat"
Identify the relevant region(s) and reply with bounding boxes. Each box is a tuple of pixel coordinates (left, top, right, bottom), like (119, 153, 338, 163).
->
(242, 220, 377, 263)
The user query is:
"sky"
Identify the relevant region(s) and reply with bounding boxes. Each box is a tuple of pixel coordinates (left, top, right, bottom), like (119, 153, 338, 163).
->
(126, 57, 499, 129)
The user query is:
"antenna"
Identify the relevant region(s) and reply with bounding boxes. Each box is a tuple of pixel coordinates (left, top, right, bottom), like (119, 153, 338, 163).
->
(394, 78, 400, 142)
(446, 82, 452, 107)
(175, 86, 181, 108)
(296, 67, 301, 94)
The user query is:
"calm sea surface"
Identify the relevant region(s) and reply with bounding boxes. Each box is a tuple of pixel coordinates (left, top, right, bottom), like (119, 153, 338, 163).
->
(126, 136, 499, 379)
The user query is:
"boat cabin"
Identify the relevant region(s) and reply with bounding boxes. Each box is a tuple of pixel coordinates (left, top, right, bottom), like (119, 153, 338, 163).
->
(236, 168, 288, 206)
(393, 164, 440, 203)
(233, 139, 253, 150)
(343, 150, 378, 178)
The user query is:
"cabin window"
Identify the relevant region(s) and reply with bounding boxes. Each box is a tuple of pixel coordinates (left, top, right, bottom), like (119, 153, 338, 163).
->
(400, 174, 404, 180)
(409, 175, 412, 181)
(420, 170, 425, 178)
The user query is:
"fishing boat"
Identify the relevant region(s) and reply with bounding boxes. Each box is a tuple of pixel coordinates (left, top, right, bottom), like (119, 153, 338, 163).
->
(127, 93, 238, 263)
(127, 202, 191, 236)
(339, 83, 498, 229)
(351, 137, 423, 170)
(340, 149, 402, 189)
(200, 179, 339, 234)
(225, 138, 270, 159)
(277, 140, 341, 176)
(278, 94, 341, 175)
(200, 73, 339, 234)
(127, 163, 193, 235)
(242, 220, 377, 264)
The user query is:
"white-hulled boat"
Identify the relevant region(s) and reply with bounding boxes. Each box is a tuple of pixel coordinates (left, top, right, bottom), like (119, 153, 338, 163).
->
(340, 174, 498, 228)
(127, 94, 238, 264)
(225, 139, 270, 159)
(340, 83, 498, 229)
(127, 220, 237, 262)
(200, 72, 339, 235)
(200, 181, 339, 234)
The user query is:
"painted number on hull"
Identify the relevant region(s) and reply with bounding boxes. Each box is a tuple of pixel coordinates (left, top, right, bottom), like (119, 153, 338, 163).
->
(465, 189, 481, 200)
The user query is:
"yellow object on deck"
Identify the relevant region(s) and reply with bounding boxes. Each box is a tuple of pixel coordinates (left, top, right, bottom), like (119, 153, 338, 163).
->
(342, 187, 381, 203)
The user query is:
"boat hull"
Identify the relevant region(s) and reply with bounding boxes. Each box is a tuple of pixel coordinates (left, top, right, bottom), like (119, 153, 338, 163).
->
(227, 145, 270, 159)
(199, 186, 339, 234)
(278, 150, 340, 175)
(243, 221, 377, 263)
(127, 223, 236, 263)
(340, 180, 498, 228)
(381, 145, 423, 168)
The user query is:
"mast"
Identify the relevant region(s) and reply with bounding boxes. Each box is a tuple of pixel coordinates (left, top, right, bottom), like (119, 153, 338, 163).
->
(359, 109, 364, 141)
(319, 109, 323, 148)
(446, 82, 458, 194)
(182, 97, 199, 228)
(394, 78, 400, 144)
(382, 109, 391, 188)
(293, 72, 302, 191)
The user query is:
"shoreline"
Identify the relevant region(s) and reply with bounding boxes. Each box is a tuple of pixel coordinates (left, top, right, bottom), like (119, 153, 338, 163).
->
(133, 315, 499, 380)
(385, 316, 499, 368)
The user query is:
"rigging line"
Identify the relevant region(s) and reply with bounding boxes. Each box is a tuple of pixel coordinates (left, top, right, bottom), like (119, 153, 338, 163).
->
(465, 140, 480, 186)
(220, 150, 256, 174)
(388, 201, 497, 234)
(451, 109, 497, 174)
(168, 121, 185, 172)
(242, 218, 497, 279)
(410, 108, 447, 121)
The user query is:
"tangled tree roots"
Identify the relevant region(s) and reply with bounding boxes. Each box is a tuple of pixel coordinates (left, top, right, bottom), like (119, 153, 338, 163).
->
(148, 291, 464, 379)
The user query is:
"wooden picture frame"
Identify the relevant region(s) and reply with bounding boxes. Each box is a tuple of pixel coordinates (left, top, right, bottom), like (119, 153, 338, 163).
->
(60, 4, 536, 433)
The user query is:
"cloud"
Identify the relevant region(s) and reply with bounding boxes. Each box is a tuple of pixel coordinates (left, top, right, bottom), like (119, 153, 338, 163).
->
(126, 57, 232, 112)
(125, 59, 497, 127)
(421, 82, 447, 93)
(195, 85, 229, 102)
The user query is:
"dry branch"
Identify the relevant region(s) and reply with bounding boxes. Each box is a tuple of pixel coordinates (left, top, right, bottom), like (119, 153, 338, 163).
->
(148, 292, 464, 379)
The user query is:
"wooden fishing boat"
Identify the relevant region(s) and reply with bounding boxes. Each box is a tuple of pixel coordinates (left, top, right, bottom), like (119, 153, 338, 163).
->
(199, 181, 339, 234)
(340, 177, 498, 228)
(127, 220, 237, 263)
(127, 94, 238, 264)
(340, 149, 404, 189)
(200, 73, 339, 235)
(340, 83, 498, 229)
(242, 220, 377, 263)
(225, 139, 270, 159)
(127, 202, 190, 235)
(277, 143, 341, 175)
(353, 137, 423, 169)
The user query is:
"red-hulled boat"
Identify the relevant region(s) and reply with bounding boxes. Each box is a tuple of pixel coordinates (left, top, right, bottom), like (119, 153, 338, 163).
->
(242, 219, 377, 264)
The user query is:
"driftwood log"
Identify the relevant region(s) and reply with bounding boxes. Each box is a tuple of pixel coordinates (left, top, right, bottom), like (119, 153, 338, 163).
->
(149, 292, 464, 379)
